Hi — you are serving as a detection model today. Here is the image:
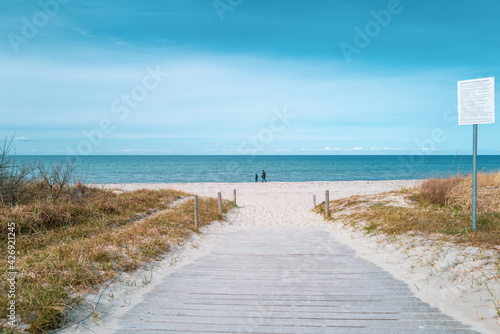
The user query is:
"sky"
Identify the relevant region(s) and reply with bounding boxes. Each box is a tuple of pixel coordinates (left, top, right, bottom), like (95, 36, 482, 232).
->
(0, 0, 499, 155)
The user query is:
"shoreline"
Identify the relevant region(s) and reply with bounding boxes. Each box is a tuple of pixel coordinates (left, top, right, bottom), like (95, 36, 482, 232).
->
(97, 179, 422, 193)
(94, 179, 424, 184)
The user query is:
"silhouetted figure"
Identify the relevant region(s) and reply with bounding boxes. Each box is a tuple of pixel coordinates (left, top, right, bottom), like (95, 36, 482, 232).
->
(261, 170, 267, 182)
(255, 174, 258, 182)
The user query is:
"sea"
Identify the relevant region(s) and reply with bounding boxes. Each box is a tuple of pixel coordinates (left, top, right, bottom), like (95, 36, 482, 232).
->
(12, 155, 500, 184)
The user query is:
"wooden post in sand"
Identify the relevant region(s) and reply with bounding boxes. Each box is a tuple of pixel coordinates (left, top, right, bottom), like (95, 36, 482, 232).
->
(313, 195, 316, 207)
(217, 192, 223, 217)
(194, 195, 199, 230)
(233, 189, 237, 206)
(325, 190, 330, 218)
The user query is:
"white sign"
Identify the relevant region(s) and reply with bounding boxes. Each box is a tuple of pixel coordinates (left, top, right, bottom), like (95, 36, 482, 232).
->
(458, 77, 495, 125)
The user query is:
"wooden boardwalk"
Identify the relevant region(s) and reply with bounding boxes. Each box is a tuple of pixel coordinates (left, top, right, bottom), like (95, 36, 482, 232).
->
(115, 227, 479, 333)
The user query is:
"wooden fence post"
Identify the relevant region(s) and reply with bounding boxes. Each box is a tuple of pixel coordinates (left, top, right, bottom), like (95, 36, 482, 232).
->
(217, 192, 223, 217)
(325, 190, 330, 218)
(233, 189, 237, 206)
(313, 194, 316, 207)
(194, 195, 199, 230)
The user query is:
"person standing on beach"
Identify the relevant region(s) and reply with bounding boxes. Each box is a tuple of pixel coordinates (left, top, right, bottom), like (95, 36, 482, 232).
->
(255, 174, 258, 182)
(261, 170, 267, 182)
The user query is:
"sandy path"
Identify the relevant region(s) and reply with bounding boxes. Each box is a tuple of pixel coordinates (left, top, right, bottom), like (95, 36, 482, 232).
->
(108, 180, 417, 227)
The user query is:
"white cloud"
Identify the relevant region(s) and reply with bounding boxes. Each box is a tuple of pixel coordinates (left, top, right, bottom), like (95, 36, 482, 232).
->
(14, 137, 34, 142)
(69, 26, 95, 38)
(320, 147, 342, 151)
(370, 147, 407, 151)
(115, 149, 172, 153)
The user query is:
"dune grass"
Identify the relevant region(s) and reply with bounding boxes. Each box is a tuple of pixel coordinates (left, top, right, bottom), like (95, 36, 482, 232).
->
(316, 172, 500, 248)
(315, 172, 500, 320)
(0, 185, 235, 333)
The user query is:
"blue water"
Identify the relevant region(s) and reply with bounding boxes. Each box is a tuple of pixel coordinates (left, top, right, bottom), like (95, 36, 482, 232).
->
(14, 155, 500, 184)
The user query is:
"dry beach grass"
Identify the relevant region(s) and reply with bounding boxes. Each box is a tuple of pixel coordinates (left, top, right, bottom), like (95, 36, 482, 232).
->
(0, 183, 234, 333)
(316, 172, 500, 321)
(317, 172, 500, 247)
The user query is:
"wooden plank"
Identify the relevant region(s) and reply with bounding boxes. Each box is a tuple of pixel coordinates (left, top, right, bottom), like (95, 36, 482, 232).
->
(114, 227, 479, 334)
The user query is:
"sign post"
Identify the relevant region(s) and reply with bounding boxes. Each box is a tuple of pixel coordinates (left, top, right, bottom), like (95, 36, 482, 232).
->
(472, 124, 477, 231)
(457, 77, 495, 231)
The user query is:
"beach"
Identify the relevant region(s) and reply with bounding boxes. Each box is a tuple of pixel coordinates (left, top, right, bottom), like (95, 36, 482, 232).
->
(5, 0, 500, 332)
(66, 180, 498, 333)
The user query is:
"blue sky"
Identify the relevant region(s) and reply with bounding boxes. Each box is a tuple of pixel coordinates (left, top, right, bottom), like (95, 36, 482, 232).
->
(1, 0, 499, 155)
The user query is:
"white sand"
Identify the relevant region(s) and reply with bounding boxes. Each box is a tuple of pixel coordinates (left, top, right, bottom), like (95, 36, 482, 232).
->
(65, 180, 499, 333)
